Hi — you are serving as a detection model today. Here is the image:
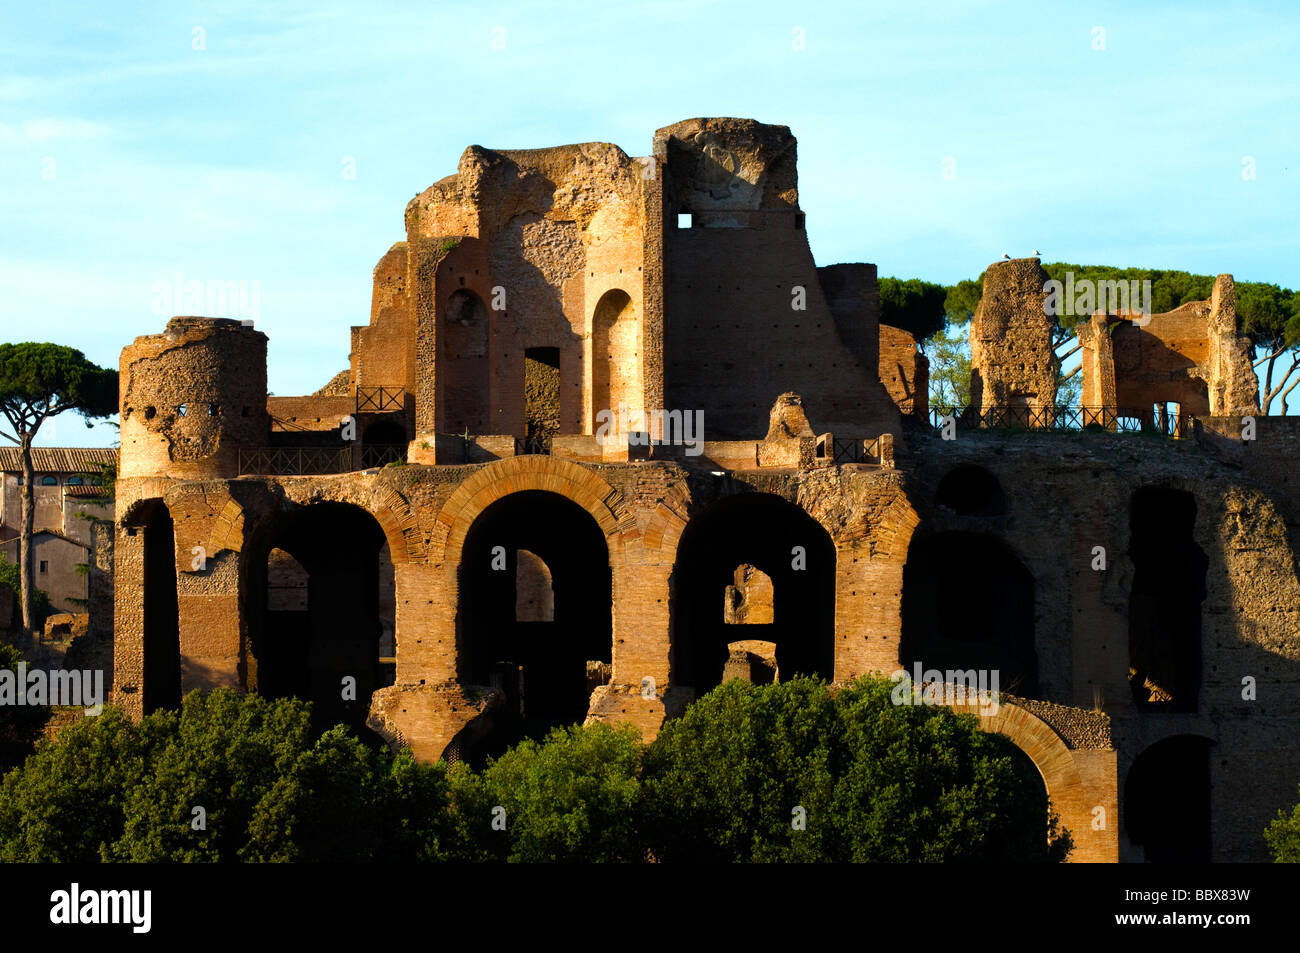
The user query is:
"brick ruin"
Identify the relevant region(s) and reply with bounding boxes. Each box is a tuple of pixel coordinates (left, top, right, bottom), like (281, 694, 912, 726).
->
(109, 118, 1300, 862)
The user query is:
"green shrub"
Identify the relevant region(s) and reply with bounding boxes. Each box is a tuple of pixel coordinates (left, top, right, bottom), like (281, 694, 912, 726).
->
(0, 677, 1072, 863)
(642, 677, 840, 862)
(0, 688, 459, 862)
(642, 675, 1071, 862)
(0, 706, 168, 861)
(1265, 787, 1300, 862)
(0, 642, 49, 775)
(450, 721, 644, 862)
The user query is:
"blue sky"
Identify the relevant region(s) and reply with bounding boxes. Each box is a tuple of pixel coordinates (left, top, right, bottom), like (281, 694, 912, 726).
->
(2, 1, 1297, 445)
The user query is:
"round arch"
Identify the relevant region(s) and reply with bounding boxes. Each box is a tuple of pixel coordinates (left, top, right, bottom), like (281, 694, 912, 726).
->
(590, 288, 640, 431)
(432, 455, 627, 565)
(951, 698, 1103, 861)
(671, 491, 836, 694)
(245, 482, 419, 567)
(1123, 732, 1215, 863)
(244, 499, 395, 733)
(453, 487, 614, 765)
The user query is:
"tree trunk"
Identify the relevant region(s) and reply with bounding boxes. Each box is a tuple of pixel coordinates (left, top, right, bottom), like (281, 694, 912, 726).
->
(19, 433, 35, 641)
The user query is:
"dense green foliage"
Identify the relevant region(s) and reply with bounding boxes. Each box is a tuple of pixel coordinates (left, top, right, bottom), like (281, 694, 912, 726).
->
(1265, 786, 1300, 862)
(450, 721, 644, 862)
(925, 324, 973, 409)
(879, 277, 950, 341)
(0, 677, 1074, 863)
(642, 677, 1070, 862)
(0, 690, 456, 862)
(0, 642, 48, 773)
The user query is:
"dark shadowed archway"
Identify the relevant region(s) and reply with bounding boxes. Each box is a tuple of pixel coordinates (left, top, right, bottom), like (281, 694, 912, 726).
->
(140, 501, 181, 714)
(1128, 487, 1206, 712)
(671, 493, 835, 696)
(1125, 735, 1213, 862)
(248, 501, 394, 732)
(900, 531, 1037, 695)
(935, 464, 1006, 516)
(456, 489, 612, 764)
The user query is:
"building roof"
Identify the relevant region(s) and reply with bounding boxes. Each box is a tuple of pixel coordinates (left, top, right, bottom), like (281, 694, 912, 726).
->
(63, 485, 112, 499)
(0, 447, 117, 474)
(0, 528, 89, 552)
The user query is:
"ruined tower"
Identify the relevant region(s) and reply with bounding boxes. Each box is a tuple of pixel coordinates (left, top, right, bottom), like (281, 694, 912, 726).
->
(119, 317, 269, 480)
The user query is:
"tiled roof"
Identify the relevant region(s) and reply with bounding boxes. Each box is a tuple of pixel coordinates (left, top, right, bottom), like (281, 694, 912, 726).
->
(64, 485, 112, 498)
(0, 447, 117, 474)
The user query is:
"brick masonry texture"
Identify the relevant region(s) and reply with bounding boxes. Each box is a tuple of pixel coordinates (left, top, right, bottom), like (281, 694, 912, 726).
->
(105, 118, 1300, 863)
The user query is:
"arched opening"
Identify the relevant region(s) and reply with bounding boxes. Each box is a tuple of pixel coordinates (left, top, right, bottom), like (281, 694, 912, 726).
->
(141, 502, 181, 714)
(672, 494, 835, 696)
(440, 289, 490, 435)
(1125, 735, 1212, 862)
(361, 418, 407, 468)
(456, 490, 612, 764)
(936, 465, 1005, 516)
(1128, 487, 1206, 712)
(249, 502, 395, 732)
(900, 531, 1037, 695)
(591, 290, 641, 431)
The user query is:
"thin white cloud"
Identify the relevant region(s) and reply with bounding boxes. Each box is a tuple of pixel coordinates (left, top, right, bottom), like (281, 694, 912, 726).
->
(0, 117, 111, 145)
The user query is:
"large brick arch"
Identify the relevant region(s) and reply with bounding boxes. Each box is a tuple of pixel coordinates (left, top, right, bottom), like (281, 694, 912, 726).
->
(430, 456, 630, 564)
(964, 701, 1081, 792)
(226, 482, 420, 568)
(952, 698, 1116, 862)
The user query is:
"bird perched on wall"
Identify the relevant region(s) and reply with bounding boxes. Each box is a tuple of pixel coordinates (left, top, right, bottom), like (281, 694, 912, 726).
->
(1001, 253, 1010, 260)
(1032, 249, 1041, 257)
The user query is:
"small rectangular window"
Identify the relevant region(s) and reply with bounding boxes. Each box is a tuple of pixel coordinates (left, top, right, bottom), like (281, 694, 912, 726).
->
(795, 213, 806, 230)
(38, 560, 48, 573)
(677, 212, 692, 229)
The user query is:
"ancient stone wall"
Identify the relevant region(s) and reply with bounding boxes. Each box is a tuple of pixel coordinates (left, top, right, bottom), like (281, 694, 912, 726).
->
(1107, 274, 1259, 418)
(402, 141, 651, 450)
(904, 428, 1300, 860)
(878, 323, 929, 423)
(1077, 312, 1116, 409)
(659, 119, 901, 441)
(968, 257, 1056, 412)
(103, 119, 1300, 864)
(351, 241, 415, 396)
(1112, 304, 1213, 414)
(818, 262, 880, 373)
(119, 318, 269, 480)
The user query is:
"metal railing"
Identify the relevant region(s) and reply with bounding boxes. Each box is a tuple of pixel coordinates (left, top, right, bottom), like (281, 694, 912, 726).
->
(522, 434, 552, 455)
(928, 404, 1196, 437)
(238, 447, 351, 476)
(356, 385, 405, 413)
(361, 444, 406, 468)
(832, 436, 865, 464)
